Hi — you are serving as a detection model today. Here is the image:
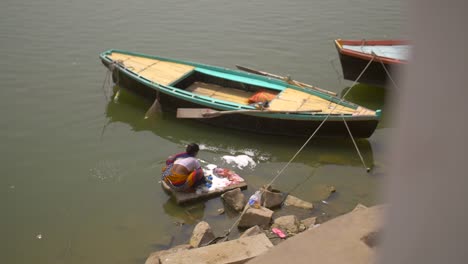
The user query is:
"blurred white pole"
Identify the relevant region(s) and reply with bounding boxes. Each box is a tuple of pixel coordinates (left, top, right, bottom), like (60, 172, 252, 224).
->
(380, 1, 468, 263)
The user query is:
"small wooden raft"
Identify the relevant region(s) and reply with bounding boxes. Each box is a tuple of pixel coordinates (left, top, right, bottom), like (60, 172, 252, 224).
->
(161, 181, 247, 204)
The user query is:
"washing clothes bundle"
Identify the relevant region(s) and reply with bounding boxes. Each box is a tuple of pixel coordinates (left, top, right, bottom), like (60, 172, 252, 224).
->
(196, 165, 245, 194)
(212, 168, 245, 184)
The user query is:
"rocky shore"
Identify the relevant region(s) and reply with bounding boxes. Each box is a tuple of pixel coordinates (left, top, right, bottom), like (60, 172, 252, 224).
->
(145, 186, 381, 264)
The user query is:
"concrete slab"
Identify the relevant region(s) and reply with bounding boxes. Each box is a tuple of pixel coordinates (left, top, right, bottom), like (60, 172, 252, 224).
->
(160, 233, 274, 264)
(162, 181, 247, 205)
(247, 205, 385, 264)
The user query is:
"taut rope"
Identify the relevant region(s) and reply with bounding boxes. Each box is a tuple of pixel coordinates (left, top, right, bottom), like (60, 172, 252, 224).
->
(213, 57, 378, 244)
(264, 56, 376, 190)
(342, 116, 370, 171)
(371, 51, 400, 89)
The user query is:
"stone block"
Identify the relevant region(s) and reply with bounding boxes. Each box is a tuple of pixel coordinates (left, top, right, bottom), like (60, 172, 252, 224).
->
(352, 203, 368, 212)
(272, 215, 300, 235)
(261, 188, 285, 209)
(145, 244, 191, 264)
(238, 207, 274, 228)
(240, 225, 263, 238)
(283, 195, 314, 210)
(160, 234, 273, 264)
(301, 216, 317, 229)
(221, 188, 246, 212)
(189, 221, 215, 248)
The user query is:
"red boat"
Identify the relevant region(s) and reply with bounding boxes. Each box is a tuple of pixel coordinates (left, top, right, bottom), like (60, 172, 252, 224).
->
(334, 39, 409, 87)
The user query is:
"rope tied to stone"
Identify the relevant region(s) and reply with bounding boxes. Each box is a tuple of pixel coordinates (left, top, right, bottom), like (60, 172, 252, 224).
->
(214, 57, 378, 245)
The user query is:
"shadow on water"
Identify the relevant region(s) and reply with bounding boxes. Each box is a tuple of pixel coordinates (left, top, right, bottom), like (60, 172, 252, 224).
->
(162, 198, 206, 225)
(103, 86, 375, 168)
(339, 83, 390, 128)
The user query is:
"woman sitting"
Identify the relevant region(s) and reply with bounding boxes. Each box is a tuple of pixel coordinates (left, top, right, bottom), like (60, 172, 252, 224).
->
(162, 143, 205, 192)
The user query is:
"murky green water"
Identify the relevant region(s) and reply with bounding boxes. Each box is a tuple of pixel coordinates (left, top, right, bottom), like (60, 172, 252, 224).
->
(1, 0, 404, 263)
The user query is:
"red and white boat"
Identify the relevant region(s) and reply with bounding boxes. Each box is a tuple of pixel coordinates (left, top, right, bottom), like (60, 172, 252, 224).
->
(334, 39, 409, 87)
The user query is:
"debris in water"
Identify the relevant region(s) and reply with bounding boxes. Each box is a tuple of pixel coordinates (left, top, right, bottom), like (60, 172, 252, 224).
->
(272, 228, 287, 239)
(321, 200, 328, 204)
(36, 234, 42, 239)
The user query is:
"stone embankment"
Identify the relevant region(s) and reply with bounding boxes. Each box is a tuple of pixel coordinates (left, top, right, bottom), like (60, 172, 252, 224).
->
(145, 186, 382, 264)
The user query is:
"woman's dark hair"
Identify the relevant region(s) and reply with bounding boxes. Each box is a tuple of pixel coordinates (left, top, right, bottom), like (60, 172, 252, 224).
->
(186, 143, 199, 156)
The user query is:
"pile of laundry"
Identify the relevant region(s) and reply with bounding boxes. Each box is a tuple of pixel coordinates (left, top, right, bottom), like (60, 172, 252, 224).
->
(196, 164, 245, 194)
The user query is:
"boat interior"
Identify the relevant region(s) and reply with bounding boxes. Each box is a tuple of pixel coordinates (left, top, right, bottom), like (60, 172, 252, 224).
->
(174, 71, 268, 105)
(105, 51, 376, 116)
(342, 44, 408, 61)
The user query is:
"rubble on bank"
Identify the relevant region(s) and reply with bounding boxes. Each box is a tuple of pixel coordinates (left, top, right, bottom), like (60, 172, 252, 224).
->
(221, 188, 246, 212)
(145, 186, 369, 264)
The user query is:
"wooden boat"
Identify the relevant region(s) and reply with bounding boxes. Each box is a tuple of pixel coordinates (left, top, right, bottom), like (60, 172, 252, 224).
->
(104, 87, 375, 166)
(334, 39, 409, 87)
(99, 49, 381, 138)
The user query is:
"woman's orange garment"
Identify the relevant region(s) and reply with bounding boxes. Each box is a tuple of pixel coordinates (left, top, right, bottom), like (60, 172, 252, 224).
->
(162, 158, 204, 192)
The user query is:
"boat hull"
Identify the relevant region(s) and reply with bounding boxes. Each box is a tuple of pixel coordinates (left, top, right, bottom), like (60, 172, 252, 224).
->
(336, 49, 395, 87)
(102, 59, 379, 138)
(334, 40, 407, 87)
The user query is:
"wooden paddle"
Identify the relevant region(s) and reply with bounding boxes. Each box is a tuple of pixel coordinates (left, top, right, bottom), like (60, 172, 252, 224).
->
(177, 108, 322, 118)
(235, 65, 338, 96)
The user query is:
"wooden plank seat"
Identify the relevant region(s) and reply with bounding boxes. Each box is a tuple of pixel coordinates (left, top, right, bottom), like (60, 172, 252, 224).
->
(106, 52, 195, 86)
(268, 88, 364, 115)
(187, 82, 254, 105)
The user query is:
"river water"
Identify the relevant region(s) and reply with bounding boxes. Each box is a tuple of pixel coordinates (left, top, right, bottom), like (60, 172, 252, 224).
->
(1, 0, 405, 263)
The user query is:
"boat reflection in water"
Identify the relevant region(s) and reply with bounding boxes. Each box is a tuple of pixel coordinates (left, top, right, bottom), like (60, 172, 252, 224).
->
(339, 83, 388, 128)
(104, 86, 374, 169)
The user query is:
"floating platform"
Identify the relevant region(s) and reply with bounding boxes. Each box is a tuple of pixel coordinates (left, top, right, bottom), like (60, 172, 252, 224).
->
(161, 181, 247, 204)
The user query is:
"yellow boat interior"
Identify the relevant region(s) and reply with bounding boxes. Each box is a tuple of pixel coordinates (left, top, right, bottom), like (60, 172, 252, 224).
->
(105, 52, 376, 116)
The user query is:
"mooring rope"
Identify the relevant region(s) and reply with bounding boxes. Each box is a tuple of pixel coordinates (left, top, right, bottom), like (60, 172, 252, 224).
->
(264, 56, 376, 190)
(342, 116, 370, 172)
(220, 111, 332, 241)
(342, 55, 376, 100)
(372, 52, 400, 90)
(215, 57, 378, 244)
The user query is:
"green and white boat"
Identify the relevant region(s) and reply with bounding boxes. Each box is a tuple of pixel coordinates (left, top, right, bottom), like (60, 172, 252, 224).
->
(100, 49, 381, 138)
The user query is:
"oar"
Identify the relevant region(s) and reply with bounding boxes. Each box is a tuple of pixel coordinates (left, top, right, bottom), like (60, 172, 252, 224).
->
(235, 65, 338, 96)
(177, 108, 322, 119)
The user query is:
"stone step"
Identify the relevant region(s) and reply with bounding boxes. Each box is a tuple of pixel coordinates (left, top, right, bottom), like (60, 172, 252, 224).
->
(160, 233, 274, 264)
